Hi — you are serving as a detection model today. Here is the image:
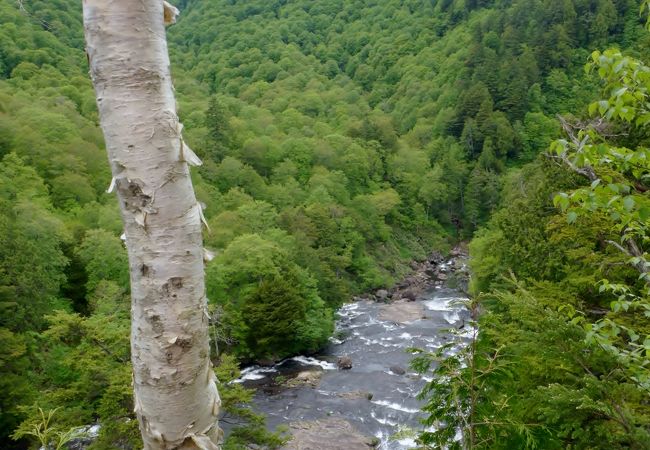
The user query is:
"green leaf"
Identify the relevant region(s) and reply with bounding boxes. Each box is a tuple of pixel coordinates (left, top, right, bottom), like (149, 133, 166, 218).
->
(588, 102, 599, 116)
(598, 100, 609, 114)
(553, 193, 570, 210)
(567, 211, 578, 224)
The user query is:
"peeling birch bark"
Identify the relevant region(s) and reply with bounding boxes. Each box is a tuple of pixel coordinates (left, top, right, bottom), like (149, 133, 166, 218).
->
(82, 2, 221, 449)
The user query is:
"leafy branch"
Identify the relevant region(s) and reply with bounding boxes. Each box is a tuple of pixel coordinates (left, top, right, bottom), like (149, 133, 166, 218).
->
(11, 408, 87, 450)
(552, 45, 650, 392)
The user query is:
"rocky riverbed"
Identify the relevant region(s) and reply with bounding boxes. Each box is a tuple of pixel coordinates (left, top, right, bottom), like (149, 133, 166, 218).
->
(237, 247, 472, 449)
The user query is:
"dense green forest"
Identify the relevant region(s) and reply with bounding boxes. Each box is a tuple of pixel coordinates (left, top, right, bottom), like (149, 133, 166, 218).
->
(0, 0, 648, 448)
(420, 47, 650, 446)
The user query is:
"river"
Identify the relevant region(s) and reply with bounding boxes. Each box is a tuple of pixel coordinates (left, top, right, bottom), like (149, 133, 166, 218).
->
(236, 270, 473, 449)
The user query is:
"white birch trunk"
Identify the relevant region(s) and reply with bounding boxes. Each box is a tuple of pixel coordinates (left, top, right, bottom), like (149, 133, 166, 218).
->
(82, 2, 221, 449)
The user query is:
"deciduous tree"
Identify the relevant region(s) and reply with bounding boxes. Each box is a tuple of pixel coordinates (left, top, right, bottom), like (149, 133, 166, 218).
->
(83, 2, 221, 448)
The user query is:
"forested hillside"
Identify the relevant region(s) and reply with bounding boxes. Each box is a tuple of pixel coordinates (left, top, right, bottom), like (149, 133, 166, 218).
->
(440, 46, 650, 445)
(1, 0, 648, 449)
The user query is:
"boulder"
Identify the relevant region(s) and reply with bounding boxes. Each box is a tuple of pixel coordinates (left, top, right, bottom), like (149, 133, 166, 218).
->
(286, 370, 323, 388)
(450, 245, 468, 258)
(257, 358, 276, 367)
(402, 289, 417, 301)
(337, 390, 373, 400)
(337, 356, 353, 370)
(428, 252, 444, 264)
(64, 424, 101, 450)
(425, 268, 438, 278)
(375, 289, 389, 300)
(378, 300, 425, 324)
(390, 365, 406, 375)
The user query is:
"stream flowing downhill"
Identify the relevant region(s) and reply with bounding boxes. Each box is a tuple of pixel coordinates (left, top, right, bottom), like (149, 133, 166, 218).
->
(236, 257, 473, 449)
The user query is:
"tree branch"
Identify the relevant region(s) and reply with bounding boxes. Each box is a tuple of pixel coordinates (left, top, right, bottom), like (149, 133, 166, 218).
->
(92, 338, 128, 363)
(605, 239, 649, 275)
(552, 116, 598, 182)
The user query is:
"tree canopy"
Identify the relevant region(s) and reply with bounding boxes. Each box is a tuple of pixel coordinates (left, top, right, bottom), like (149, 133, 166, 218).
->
(2, 0, 649, 448)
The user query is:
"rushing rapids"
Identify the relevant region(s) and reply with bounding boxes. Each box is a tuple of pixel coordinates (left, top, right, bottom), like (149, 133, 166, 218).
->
(237, 257, 473, 449)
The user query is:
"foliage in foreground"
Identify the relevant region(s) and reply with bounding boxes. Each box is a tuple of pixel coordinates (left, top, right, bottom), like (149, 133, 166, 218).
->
(414, 284, 649, 449)
(214, 354, 288, 450)
(415, 22, 650, 449)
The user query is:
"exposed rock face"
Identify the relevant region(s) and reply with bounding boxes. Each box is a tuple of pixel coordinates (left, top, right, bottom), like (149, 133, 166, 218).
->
(337, 356, 353, 370)
(378, 300, 425, 324)
(283, 418, 377, 449)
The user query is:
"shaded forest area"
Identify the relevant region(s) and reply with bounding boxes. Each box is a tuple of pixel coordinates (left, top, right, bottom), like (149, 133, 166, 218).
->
(1, 0, 648, 448)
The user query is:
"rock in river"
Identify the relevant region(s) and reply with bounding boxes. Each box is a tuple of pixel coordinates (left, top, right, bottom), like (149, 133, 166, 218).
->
(378, 299, 425, 324)
(337, 390, 373, 400)
(337, 355, 353, 370)
(283, 418, 377, 449)
(286, 370, 323, 388)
